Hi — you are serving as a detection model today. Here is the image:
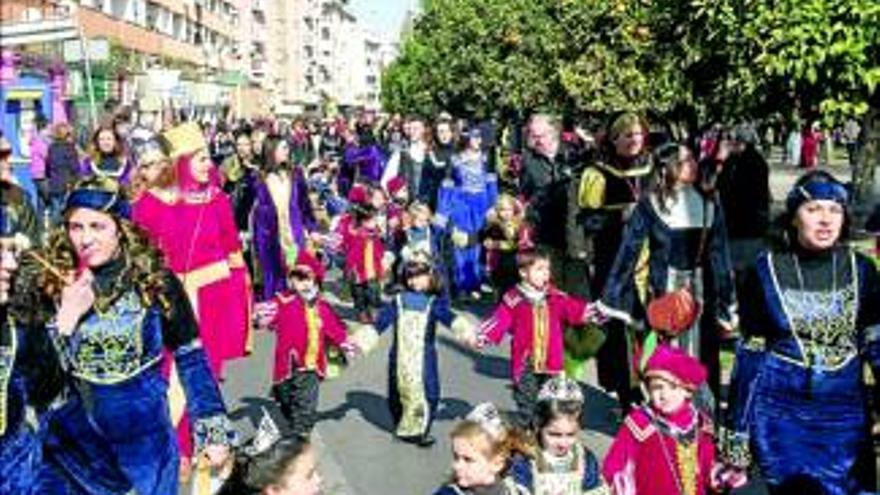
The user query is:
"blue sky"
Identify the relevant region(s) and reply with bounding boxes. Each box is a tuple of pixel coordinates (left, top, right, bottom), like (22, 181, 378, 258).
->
(349, 0, 415, 38)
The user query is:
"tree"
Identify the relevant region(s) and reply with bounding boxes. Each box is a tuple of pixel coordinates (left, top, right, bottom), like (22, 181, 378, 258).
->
(692, 0, 880, 198)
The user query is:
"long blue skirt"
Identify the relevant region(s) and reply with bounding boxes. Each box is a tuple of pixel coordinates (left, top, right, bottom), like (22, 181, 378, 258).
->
(752, 355, 870, 495)
(38, 369, 179, 495)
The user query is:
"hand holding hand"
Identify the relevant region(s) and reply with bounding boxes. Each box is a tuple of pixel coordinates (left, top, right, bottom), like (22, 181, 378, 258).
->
(203, 444, 231, 469)
(254, 301, 278, 328)
(340, 341, 360, 360)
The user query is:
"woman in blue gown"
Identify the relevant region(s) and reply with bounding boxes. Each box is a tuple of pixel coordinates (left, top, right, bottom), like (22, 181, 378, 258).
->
(17, 177, 235, 495)
(729, 171, 880, 495)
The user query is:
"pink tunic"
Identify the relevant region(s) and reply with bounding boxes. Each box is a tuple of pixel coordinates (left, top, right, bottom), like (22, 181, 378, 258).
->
(478, 286, 593, 381)
(133, 189, 252, 376)
(602, 405, 716, 495)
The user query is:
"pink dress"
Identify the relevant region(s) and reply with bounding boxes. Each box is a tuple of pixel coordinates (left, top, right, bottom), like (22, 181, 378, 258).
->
(132, 158, 252, 459)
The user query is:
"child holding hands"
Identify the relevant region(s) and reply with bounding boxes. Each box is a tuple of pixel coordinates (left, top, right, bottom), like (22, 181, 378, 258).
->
(255, 251, 358, 438)
(475, 248, 605, 427)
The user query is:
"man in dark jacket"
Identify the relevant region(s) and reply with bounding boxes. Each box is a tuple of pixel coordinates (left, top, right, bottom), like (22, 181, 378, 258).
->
(715, 126, 771, 271)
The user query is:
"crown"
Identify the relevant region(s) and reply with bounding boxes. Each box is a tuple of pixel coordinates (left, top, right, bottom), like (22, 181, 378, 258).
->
(466, 402, 505, 440)
(162, 122, 207, 159)
(243, 408, 282, 457)
(537, 375, 584, 404)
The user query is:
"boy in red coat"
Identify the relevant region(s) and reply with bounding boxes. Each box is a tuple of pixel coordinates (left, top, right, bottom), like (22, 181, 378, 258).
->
(475, 248, 603, 427)
(255, 250, 357, 437)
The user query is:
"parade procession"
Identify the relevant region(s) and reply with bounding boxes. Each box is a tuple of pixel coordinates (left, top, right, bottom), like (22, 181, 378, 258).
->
(2, 0, 880, 494)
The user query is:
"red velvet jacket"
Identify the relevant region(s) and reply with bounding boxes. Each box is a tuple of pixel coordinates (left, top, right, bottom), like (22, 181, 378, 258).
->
(344, 226, 385, 283)
(479, 285, 594, 382)
(268, 292, 348, 381)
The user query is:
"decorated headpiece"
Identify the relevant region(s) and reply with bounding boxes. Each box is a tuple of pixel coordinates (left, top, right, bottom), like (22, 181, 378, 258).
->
(785, 172, 849, 215)
(64, 177, 131, 219)
(134, 138, 168, 165)
(243, 408, 282, 457)
(537, 375, 584, 404)
(466, 402, 506, 440)
(162, 122, 207, 159)
(290, 250, 325, 284)
(387, 176, 407, 196)
(644, 344, 707, 391)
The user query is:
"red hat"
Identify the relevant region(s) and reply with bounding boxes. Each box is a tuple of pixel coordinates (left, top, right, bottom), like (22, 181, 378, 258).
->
(291, 250, 325, 284)
(348, 184, 368, 204)
(644, 345, 707, 391)
(387, 176, 407, 196)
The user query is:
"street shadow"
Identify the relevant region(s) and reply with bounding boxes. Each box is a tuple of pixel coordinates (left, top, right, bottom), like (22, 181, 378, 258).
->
(437, 334, 509, 380)
(318, 390, 395, 433)
(435, 397, 473, 421)
(233, 396, 298, 437)
(579, 382, 623, 437)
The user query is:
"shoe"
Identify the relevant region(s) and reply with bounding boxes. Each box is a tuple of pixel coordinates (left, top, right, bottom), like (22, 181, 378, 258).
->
(479, 283, 494, 294)
(416, 434, 436, 447)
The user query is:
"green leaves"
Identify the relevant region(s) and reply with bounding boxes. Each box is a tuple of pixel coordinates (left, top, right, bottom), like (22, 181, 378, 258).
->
(382, 0, 880, 126)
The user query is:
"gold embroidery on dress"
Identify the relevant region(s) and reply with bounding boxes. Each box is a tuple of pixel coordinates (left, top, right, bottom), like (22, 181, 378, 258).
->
(303, 305, 321, 370)
(675, 440, 699, 495)
(394, 295, 432, 437)
(532, 303, 549, 372)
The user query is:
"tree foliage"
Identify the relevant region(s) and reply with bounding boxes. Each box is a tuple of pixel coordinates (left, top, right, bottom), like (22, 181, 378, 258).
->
(382, 0, 880, 130)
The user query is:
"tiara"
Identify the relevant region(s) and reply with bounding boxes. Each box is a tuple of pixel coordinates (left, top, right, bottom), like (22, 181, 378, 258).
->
(537, 375, 584, 404)
(466, 402, 506, 440)
(243, 408, 282, 457)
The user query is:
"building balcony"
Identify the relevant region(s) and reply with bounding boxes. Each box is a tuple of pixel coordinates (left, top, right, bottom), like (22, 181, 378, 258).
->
(77, 6, 203, 65)
(0, 0, 77, 47)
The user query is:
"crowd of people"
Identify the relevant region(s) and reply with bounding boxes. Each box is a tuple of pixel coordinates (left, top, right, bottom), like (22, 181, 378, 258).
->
(1, 103, 880, 495)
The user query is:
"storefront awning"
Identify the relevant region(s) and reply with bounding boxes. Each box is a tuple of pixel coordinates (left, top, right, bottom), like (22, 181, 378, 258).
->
(4, 88, 44, 100)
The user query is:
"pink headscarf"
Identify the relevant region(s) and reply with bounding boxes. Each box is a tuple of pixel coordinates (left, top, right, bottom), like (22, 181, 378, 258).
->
(175, 152, 222, 201)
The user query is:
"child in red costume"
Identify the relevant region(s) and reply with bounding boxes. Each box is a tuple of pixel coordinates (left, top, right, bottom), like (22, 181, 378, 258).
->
(602, 345, 745, 495)
(255, 251, 357, 437)
(475, 249, 604, 427)
(344, 204, 388, 323)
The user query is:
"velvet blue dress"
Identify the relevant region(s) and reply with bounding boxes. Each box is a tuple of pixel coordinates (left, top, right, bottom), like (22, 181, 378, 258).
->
(436, 153, 497, 294)
(730, 246, 880, 495)
(0, 313, 61, 495)
(36, 261, 233, 495)
(375, 292, 466, 440)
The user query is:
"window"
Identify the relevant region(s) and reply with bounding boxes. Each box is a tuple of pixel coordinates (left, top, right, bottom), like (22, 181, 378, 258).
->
(321, 27, 330, 40)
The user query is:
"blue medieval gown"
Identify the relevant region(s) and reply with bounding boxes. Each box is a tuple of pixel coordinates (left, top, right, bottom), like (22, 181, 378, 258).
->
(436, 152, 497, 295)
(0, 311, 62, 495)
(36, 259, 233, 495)
(374, 292, 469, 439)
(729, 246, 880, 495)
(601, 187, 736, 396)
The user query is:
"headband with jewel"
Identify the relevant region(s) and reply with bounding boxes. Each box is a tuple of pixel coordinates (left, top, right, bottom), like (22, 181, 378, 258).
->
(64, 178, 131, 219)
(243, 408, 282, 457)
(466, 402, 506, 440)
(537, 375, 584, 405)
